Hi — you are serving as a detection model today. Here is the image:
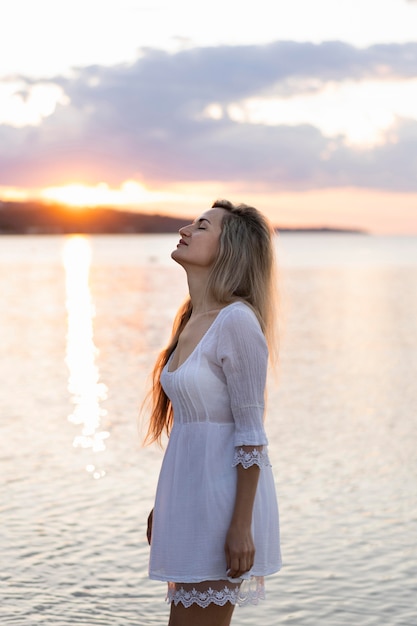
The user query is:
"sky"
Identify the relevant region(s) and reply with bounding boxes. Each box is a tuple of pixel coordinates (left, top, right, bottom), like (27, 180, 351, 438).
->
(1, 0, 417, 233)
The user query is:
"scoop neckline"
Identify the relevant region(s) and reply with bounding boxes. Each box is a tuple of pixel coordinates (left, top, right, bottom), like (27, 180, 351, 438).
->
(166, 301, 242, 374)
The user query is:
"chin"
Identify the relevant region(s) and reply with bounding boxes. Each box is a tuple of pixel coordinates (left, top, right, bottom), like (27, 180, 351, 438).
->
(171, 249, 184, 265)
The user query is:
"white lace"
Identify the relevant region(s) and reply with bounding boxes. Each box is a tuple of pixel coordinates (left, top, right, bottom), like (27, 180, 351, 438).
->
(166, 578, 266, 607)
(232, 447, 271, 469)
(168, 584, 240, 608)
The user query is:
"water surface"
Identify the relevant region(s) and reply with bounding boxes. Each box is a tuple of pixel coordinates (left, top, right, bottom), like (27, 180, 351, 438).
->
(1, 234, 416, 625)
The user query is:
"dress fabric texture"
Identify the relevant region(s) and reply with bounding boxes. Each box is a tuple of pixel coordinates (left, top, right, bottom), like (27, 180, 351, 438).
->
(148, 301, 282, 607)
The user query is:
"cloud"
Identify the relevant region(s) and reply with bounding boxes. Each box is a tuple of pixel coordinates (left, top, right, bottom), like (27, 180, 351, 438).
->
(1, 41, 417, 192)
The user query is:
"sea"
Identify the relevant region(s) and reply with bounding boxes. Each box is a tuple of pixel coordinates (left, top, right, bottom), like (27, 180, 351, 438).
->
(1, 233, 416, 626)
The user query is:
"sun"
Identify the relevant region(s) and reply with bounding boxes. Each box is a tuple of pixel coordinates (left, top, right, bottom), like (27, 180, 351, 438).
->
(41, 182, 119, 208)
(40, 180, 206, 212)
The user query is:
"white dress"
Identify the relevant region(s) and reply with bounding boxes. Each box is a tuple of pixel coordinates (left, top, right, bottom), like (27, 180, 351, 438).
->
(149, 301, 281, 607)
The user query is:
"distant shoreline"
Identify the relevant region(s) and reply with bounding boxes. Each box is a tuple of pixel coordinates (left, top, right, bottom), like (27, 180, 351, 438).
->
(0, 200, 367, 235)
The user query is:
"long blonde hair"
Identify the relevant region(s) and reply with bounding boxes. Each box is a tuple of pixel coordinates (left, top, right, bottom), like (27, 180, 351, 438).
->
(144, 199, 278, 445)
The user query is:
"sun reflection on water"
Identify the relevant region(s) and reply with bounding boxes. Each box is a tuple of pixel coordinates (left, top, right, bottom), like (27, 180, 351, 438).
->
(62, 236, 109, 474)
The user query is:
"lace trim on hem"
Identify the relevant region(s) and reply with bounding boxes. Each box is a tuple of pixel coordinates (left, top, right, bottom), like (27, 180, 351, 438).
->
(167, 584, 239, 608)
(232, 447, 271, 469)
(166, 578, 266, 608)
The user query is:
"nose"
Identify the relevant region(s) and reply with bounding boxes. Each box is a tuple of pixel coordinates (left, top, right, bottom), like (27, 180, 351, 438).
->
(179, 223, 192, 237)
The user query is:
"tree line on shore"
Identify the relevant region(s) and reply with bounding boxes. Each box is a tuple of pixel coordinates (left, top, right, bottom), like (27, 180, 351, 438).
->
(0, 200, 364, 234)
(0, 201, 188, 234)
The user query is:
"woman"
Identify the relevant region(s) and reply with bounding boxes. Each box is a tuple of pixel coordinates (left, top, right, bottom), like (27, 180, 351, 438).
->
(145, 199, 282, 626)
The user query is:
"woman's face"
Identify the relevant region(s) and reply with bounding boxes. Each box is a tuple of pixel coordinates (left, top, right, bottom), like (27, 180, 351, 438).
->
(171, 207, 226, 270)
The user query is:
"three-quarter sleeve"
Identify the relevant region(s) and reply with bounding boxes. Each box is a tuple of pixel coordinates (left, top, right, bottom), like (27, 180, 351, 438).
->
(217, 305, 271, 469)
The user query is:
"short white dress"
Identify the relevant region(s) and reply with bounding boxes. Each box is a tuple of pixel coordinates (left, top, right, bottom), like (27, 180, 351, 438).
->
(149, 301, 281, 608)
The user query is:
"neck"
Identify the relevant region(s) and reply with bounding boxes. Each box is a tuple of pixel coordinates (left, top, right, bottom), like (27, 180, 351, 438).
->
(185, 269, 220, 315)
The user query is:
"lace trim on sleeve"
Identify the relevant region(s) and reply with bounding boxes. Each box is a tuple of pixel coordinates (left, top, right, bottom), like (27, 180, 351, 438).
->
(232, 447, 271, 469)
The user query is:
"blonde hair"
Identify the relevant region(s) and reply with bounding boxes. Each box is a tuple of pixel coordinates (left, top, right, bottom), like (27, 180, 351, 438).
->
(144, 199, 279, 445)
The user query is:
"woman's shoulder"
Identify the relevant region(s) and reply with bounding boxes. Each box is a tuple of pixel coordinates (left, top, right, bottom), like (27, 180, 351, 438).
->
(217, 301, 264, 335)
(215, 301, 268, 359)
(220, 300, 259, 322)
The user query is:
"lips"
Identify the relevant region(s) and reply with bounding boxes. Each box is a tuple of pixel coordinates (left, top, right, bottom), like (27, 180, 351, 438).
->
(178, 238, 188, 246)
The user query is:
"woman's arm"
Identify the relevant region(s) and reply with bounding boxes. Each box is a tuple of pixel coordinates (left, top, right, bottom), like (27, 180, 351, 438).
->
(219, 308, 270, 578)
(224, 459, 261, 579)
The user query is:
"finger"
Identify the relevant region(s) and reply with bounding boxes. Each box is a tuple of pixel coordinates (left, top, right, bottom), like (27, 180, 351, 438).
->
(228, 560, 254, 578)
(227, 557, 241, 578)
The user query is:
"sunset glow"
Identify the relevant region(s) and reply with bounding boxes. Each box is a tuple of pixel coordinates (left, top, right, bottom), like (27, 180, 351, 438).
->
(0, 0, 416, 234)
(42, 180, 164, 208)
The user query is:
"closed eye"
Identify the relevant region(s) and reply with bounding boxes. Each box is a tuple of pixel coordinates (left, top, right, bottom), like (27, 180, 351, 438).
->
(195, 217, 210, 230)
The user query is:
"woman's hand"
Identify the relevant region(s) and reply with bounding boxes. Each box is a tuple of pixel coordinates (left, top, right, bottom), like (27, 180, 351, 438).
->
(224, 462, 260, 578)
(224, 523, 255, 579)
(146, 509, 153, 545)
